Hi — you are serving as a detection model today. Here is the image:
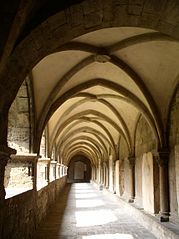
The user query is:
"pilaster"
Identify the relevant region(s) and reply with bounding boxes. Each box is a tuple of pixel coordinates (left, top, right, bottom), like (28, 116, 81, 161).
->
(154, 150, 170, 222)
(0, 146, 16, 238)
(128, 156, 135, 203)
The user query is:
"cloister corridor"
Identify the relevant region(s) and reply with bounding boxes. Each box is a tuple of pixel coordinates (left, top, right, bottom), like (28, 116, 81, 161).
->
(33, 183, 157, 239)
(1, 1, 179, 239)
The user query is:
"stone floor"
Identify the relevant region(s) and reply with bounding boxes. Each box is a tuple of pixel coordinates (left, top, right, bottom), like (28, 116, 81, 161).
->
(33, 183, 158, 239)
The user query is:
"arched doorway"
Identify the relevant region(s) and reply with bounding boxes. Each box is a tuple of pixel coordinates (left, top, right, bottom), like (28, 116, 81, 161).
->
(67, 154, 91, 183)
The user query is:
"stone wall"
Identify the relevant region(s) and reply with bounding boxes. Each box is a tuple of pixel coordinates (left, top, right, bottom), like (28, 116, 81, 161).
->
(119, 136, 129, 160)
(169, 85, 179, 217)
(2, 176, 67, 239)
(4, 161, 33, 189)
(142, 152, 159, 214)
(8, 80, 30, 153)
(135, 115, 157, 210)
(135, 116, 156, 157)
(122, 157, 131, 201)
(118, 137, 129, 199)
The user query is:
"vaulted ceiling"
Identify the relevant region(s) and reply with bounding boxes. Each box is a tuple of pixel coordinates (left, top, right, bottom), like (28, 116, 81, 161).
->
(32, 27, 179, 165)
(1, 1, 179, 165)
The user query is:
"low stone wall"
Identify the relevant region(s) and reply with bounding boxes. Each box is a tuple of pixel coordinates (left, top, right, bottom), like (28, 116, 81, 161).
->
(2, 176, 67, 239)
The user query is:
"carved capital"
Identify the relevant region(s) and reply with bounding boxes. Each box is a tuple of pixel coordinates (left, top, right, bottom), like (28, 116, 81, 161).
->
(153, 150, 169, 167)
(128, 156, 135, 167)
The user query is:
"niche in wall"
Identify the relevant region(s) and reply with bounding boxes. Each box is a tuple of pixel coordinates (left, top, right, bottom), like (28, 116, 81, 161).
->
(67, 154, 91, 183)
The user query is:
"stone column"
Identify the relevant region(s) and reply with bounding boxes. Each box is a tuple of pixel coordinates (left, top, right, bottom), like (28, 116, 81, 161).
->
(155, 151, 170, 222)
(100, 163, 104, 184)
(50, 161, 57, 181)
(0, 146, 16, 238)
(56, 163, 60, 179)
(105, 163, 109, 189)
(109, 155, 114, 192)
(97, 162, 101, 184)
(115, 160, 120, 195)
(33, 159, 38, 191)
(92, 166, 95, 181)
(128, 156, 135, 203)
(47, 161, 50, 183)
(103, 163, 106, 186)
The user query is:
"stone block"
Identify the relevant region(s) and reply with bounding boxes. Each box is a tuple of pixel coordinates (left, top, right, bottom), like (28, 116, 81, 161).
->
(17, 83, 27, 98)
(143, 0, 167, 14)
(112, 5, 128, 26)
(16, 97, 28, 112)
(142, 152, 159, 214)
(114, 0, 128, 5)
(162, 0, 179, 25)
(69, 5, 83, 27)
(128, 0, 144, 15)
(103, 1, 113, 24)
(84, 12, 103, 29)
(82, 0, 102, 14)
(46, 10, 67, 31)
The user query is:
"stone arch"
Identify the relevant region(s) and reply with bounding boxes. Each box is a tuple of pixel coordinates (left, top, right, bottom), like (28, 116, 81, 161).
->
(58, 131, 109, 158)
(37, 79, 159, 154)
(54, 117, 116, 158)
(1, 0, 179, 147)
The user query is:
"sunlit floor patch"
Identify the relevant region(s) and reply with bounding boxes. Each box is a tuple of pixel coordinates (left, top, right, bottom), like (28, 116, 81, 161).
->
(75, 193, 98, 199)
(75, 209, 117, 227)
(74, 184, 91, 189)
(75, 190, 95, 194)
(76, 199, 105, 208)
(82, 234, 134, 239)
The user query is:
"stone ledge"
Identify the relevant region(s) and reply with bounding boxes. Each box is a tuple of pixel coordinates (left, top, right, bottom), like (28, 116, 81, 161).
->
(9, 153, 40, 164)
(38, 158, 50, 163)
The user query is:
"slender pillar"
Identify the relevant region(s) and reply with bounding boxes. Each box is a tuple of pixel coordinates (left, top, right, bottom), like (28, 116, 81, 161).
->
(103, 163, 106, 187)
(47, 161, 50, 183)
(156, 151, 170, 222)
(105, 163, 109, 189)
(32, 159, 38, 190)
(0, 146, 16, 238)
(100, 162, 104, 185)
(109, 155, 114, 192)
(128, 156, 135, 203)
(115, 160, 120, 195)
(98, 162, 101, 184)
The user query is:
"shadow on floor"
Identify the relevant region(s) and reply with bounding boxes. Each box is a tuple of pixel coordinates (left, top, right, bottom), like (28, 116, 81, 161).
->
(33, 183, 72, 239)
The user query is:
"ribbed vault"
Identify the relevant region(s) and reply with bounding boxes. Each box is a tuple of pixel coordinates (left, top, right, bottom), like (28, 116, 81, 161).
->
(29, 26, 179, 166)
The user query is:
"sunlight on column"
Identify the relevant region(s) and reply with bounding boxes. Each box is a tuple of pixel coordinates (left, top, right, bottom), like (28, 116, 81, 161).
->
(75, 209, 117, 227)
(82, 234, 134, 239)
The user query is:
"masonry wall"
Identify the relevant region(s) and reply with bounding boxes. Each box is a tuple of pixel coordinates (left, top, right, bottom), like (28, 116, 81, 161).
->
(4, 161, 33, 189)
(118, 137, 129, 199)
(2, 176, 67, 239)
(8, 80, 30, 153)
(169, 86, 179, 217)
(135, 116, 158, 211)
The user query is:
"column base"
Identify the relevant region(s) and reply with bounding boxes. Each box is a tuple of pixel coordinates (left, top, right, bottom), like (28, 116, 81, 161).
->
(128, 198, 134, 203)
(159, 212, 170, 222)
(160, 216, 169, 222)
